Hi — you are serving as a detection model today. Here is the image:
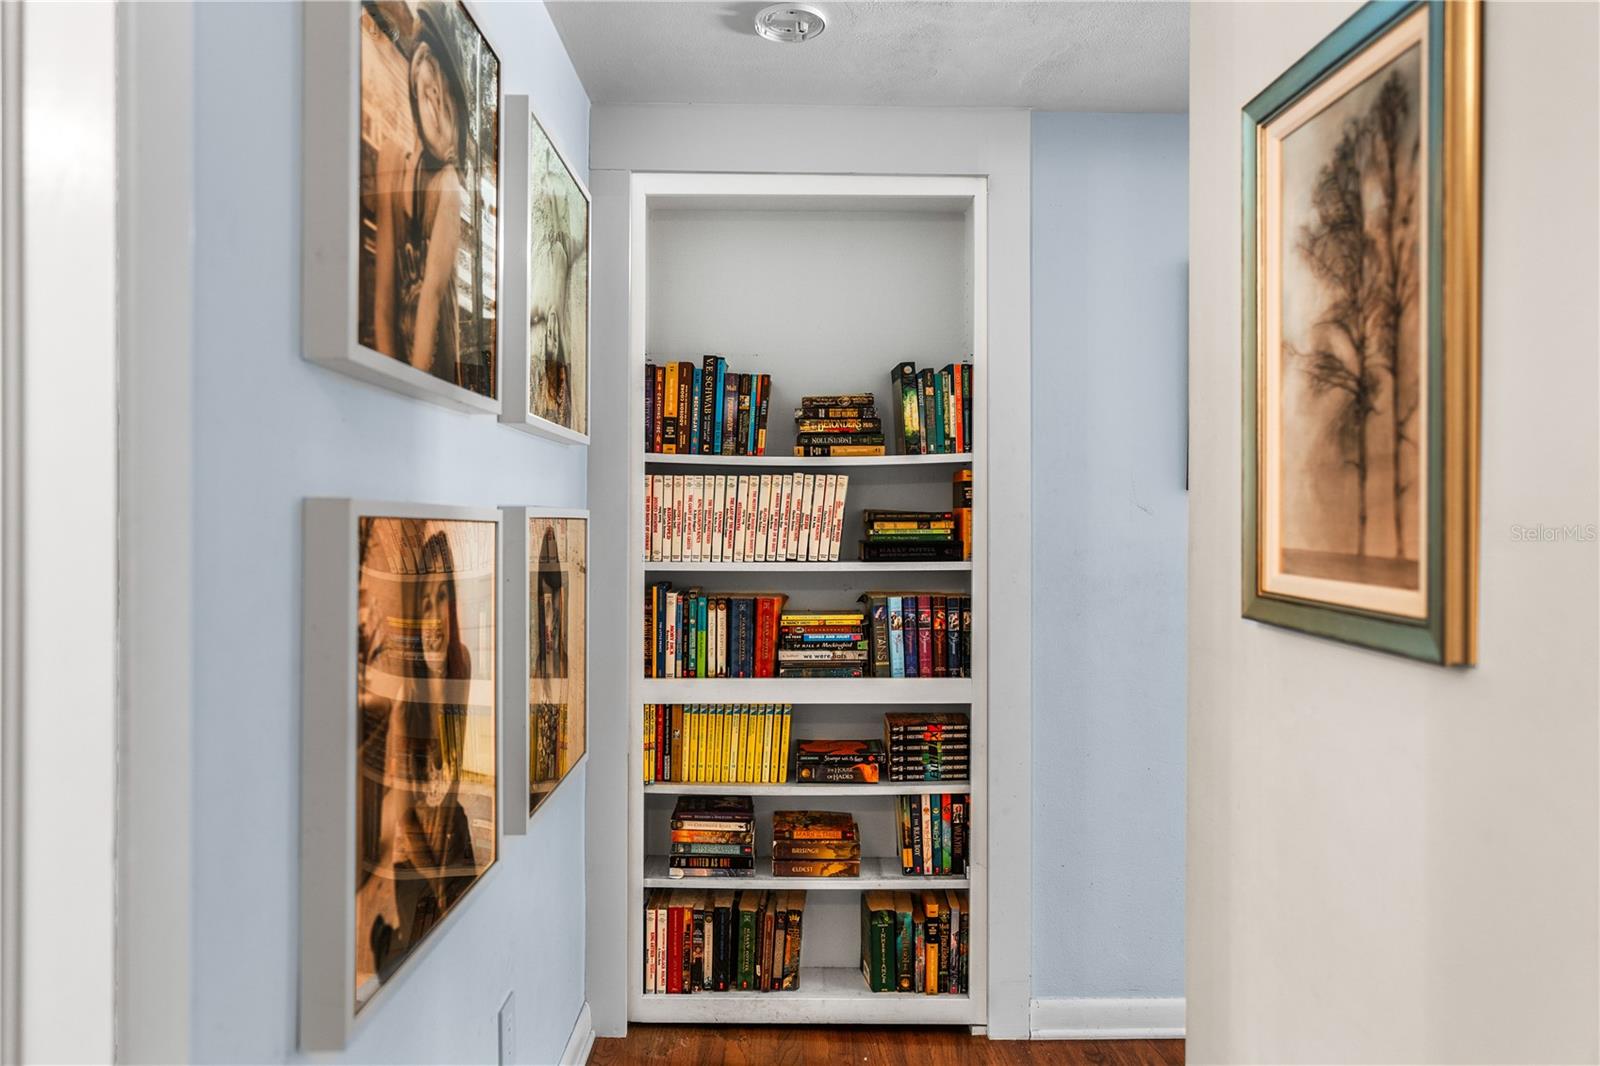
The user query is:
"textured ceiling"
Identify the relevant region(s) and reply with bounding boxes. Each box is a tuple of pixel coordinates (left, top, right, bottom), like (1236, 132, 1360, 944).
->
(545, 1, 1189, 112)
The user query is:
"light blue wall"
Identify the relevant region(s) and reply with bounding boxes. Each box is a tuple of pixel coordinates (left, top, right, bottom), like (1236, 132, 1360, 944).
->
(191, 2, 590, 1061)
(1030, 112, 1188, 1000)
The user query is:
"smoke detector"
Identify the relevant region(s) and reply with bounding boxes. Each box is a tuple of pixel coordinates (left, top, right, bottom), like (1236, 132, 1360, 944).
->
(754, 4, 826, 44)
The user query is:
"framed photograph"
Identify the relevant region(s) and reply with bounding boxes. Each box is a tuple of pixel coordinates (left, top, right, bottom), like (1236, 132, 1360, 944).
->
(1243, 0, 1480, 663)
(303, 1, 502, 413)
(500, 507, 588, 831)
(500, 95, 592, 443)
(301, 500, 501, 1049)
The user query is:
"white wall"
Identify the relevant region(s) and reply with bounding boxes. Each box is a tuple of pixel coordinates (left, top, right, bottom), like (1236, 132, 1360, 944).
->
(188, 2, 591, 1061)
(1029, 112, 1187, 1010)
(587, 104, 1033, 1037)
(1188, 3, 1599, 1063)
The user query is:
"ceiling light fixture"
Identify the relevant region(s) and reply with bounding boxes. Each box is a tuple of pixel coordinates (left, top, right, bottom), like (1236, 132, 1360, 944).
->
(754, 3, 826, 44)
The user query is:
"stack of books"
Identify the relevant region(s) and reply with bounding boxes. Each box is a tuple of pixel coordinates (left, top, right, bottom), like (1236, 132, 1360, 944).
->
(772, 810, 860, 877)
(644, 704, 793, 784)
(794, 393, 885, 457)
(861, 890, 969, 994)
(643, 888, 806, 993)
(643, 472, 850, 563)
(778, 608, 869, 678)
(644, 587, 787, 678)
(896, 793, 970, 876)
(859, 509, 962, 563)
(668, 796, 755, 879)
(889, 361, 973, 455)
(646, 357, 773, 456)
(858, 592, 973, 678)
(794, 739, 886, 783)
(884, 712, 969, 782)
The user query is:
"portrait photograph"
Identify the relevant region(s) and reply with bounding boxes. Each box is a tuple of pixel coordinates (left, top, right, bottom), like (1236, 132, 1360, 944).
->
(358, 0, 500, 399)
(1244, 1, 1480, 663)
(527, 114, 590, 435)
(354, 515, 497, 1007)
(528, 515, 587, 814)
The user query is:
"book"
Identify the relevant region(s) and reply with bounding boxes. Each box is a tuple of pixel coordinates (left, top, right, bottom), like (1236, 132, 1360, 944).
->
(772, 810, 858, 841)
(771, 839, 861, 860)
(794, 739, 885, 783)
(644, 358, 773, 456)
(860, 891, 896, 992)
(772, 859, 860, 878)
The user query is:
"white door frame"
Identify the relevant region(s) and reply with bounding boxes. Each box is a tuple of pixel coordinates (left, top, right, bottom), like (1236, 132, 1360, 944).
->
(0, 3, 195, 1060)
(5, 2, 120, 1061)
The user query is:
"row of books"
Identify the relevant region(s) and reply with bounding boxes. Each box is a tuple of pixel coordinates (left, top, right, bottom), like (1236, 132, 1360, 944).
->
(641, 710, 972, 787)
(861, 593, 973, 678)
(859, 508, 962, 563)
(793, 393, 885, 457)
(885, 712, 969, 782)
(861, 890, 969, 994)
(643, 472, 850, 564)
(669, 796, 755, 878)
(643, 888, 805, 993)
(644, 588, 788, 678)
(646, 357, 773, 455)
(644, 590, 976, 680)
(897, 793, 970, 877)
(889, 361, 973, 455)
(643, 704, 793, 785)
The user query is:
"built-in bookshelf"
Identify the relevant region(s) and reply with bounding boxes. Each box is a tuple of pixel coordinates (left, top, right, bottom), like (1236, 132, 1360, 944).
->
(627, 173, 987, 1026)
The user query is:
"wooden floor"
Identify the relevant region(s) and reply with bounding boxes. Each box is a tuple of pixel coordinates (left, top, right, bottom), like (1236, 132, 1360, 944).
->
(590, 1026, 1184, 1066)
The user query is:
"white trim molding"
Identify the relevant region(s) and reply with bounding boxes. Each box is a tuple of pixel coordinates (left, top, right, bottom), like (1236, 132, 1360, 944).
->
(1030, 997, 1186, 1040)
(560, 1001, 595, 1065)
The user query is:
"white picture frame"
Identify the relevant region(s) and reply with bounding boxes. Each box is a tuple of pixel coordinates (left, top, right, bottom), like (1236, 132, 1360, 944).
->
(499, 95, 592, 443)
(500, 505, 590, 836)
(300, 498, 504, 1050)
(302, 1, 503, 415)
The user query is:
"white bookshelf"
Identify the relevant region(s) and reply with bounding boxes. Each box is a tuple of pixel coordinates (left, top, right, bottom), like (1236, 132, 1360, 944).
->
(641, 677, 973, 705)
(644, 780, 969, 798)
(627, 173, 987, 1027)
(645, 452, 973, 469)
(630, 966, 973, 1025)
(643, 560, 972, 574)
(643, 856, 970, 891)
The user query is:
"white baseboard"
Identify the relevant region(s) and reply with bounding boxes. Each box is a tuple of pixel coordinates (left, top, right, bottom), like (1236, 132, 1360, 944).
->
(559, 1002, 595, 1065)
(1030, 997, 1185, 1040)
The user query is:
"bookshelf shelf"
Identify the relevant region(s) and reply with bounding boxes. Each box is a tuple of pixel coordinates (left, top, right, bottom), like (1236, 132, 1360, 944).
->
(625, 173, 988, 1029)
(643, 855, 969, 891)
(645, 780, 969, 797)
(641, 677, 974, 704)
(645, 453, 973, 470)
(643, 560, 972, 574)
(631, 967, 976, 1025)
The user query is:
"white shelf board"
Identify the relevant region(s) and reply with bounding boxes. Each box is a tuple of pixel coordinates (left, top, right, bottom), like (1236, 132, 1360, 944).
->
(645, 780, 970, 797)
(631, 966, 975, 1025)
(640, 677, 973, 704)
(643, 560, 971, 573)
(644, 855, 968, 891)
(645, 453, 972, 469)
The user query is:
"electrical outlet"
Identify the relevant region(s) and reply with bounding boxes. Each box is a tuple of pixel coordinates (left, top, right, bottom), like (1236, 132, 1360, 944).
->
(498, 990, 516, 1065)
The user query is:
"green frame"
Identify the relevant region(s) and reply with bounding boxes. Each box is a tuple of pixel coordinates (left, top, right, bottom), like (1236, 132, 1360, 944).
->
(1242, 0, 1478, 664)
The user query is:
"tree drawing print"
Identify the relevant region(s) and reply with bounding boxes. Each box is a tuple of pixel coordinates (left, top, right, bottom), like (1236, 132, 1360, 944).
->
(1279, 52, 1423, 591)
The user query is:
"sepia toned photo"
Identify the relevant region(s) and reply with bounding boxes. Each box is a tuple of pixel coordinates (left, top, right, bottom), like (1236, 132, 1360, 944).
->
(527, 115, 590, 434)
(528, 516, 587, 814)
(354, 515, 497, 1007)
(1258, 7, 1428, 620)
(358, 0, 500, 398)
(1244, 1, 1481, 663)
